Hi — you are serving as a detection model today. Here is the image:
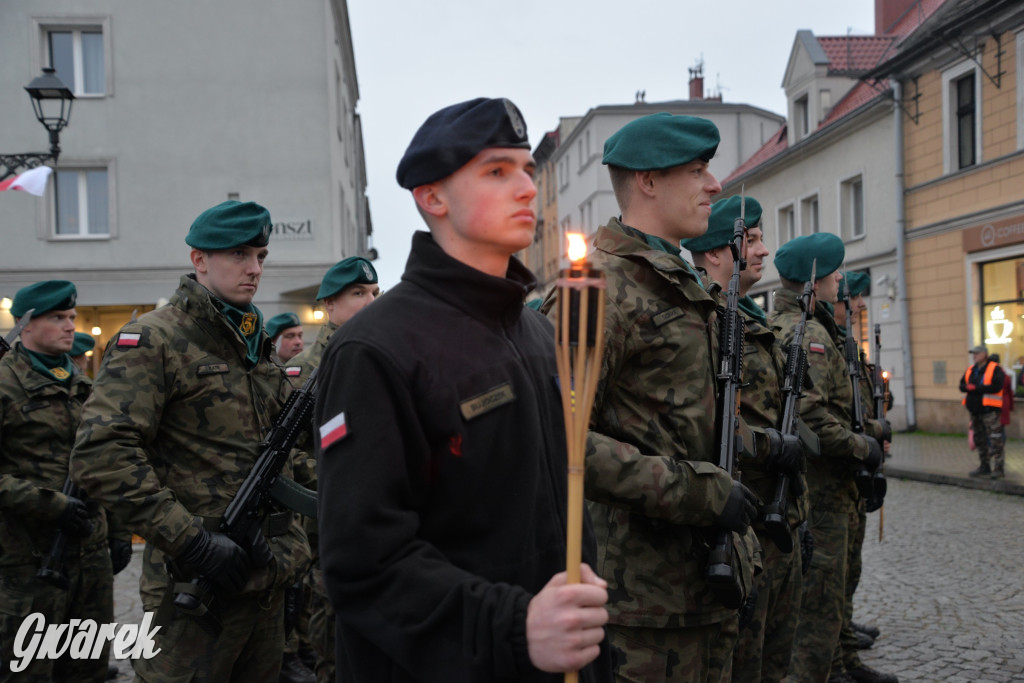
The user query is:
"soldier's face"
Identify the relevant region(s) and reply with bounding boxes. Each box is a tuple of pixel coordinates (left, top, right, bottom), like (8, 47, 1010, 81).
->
(739, 226, 769, 290)
(192, 246, 268, 307)
(324, 283, 380, 327)
(814, 270, 842, 304)
(274, 327, 304, 362)
(656, 160, 721, 240)
(21, 308, 77, 355)
(419, 148, 538, 271)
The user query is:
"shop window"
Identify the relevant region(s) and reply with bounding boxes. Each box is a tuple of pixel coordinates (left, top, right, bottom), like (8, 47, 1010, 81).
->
(976, 257, 1024, 395)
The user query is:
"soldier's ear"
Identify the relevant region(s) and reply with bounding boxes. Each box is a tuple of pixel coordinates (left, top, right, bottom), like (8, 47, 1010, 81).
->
(190, 248, 209, 274)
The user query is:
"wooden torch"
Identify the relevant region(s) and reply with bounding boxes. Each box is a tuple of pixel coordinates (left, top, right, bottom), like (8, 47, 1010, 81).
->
(554, 232, 606, 683)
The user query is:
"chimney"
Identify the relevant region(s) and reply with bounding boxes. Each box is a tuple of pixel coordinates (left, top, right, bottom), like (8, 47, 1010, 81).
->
(688, 63, 704, 101)
(876, 0, 919, 35)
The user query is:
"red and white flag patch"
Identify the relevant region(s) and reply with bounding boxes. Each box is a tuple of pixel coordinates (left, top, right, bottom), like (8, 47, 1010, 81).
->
(809, 342, 826, 354)
(285, 366, 301, 376)
(319, 412, 348, 449)
(117, 333, 141, 347)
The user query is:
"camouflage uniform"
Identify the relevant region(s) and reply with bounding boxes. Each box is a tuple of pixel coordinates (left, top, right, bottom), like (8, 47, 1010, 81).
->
(573, 218, 759, 682)
(287, 321, 337, 683)
(770, 292, 882, 683)
(731, 300, 808, 683)
(71, 274, 312, 682)
(0, 345, 112, 682)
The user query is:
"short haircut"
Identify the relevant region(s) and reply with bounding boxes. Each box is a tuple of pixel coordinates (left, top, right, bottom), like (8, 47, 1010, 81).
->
(608, 165, 634, 213)
(779, 276, 804, 292)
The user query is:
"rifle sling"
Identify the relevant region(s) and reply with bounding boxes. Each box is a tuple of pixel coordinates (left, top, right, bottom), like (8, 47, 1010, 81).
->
(270, 476, 318, 520)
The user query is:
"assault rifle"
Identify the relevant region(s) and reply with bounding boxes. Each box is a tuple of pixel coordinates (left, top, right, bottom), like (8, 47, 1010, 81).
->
(761, 260, 815, 554)
(169, 367, 320, 628)
(870, 324, 889, 534)
(36, 477, 87, 589)
(705, 197, 747, 610)
(0, 309, 34, 361)
(842, 277, 874, 499)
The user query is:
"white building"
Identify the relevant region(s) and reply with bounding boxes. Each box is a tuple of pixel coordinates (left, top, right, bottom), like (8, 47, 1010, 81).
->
(551, 89, 784, 259)
(0, 0, 370, 364)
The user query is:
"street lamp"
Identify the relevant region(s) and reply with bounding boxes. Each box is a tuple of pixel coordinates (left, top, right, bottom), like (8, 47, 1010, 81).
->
(0, 67, 75, 181)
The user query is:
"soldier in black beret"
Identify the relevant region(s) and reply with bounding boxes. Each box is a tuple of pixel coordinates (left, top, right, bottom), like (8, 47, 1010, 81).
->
(316, 98, 613, 682)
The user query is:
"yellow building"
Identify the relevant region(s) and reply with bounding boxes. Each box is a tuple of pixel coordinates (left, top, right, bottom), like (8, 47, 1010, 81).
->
(866, 0, 1024, 433)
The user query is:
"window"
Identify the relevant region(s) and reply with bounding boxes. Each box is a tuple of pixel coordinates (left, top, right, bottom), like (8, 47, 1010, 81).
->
(794, 95, 810, 138)
(54, 167, 109, 237)
(974, 256, 1024, 395)
(778, 205, 796, 246)
(801, 195, 819, 235)
(48, 28, 104, 96)
(840, 175, 865, 240)
(942, 60, 981, 173)
(820, 89, 832, 119)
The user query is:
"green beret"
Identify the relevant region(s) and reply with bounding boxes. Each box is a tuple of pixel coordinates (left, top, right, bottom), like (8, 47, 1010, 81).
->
(396, 98, 530, 189)
(186, 201, 272, 250)
(266, 312, 302, 339)
(681, 195, 762, 253)
(602, 113, 720, 170)
(70, 332, 95, 356)
(774, 233, 845, 282)
(317, 257, 378, 300)
(11, 280, 77, 318)
(839, 271, 871, 297)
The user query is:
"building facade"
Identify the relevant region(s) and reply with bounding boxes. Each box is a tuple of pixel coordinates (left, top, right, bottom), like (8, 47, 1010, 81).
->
(0, 0, 370, 372)
(865, 0, 1024, 434)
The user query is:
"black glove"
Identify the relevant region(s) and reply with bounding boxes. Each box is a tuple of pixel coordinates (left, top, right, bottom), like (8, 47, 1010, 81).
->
(879, 418, 892, 444)
(798, 522, 814, 574)
(764, 428, 803, 475)
(109, 538, 133, 575)
(865, 472, 888, 513)
(715, 481, 757, 534)
(863, 437, 883, 473)
(57, 495, 94, 537)
(175, 527, 252, 594)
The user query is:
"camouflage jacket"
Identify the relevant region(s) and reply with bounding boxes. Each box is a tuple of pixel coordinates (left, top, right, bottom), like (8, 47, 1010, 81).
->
(770, 290, 876, 508)
(0, 346, 107, 565)
(736, 308, 809, 529)
(570, 217, 757, 629)
(288, 321, 337, 384)
(71, 275, 311, 599)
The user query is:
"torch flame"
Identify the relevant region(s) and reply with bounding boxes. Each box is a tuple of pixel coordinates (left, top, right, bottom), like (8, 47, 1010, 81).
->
(567, 233, 587, 263)
(882, 370, 890, 380)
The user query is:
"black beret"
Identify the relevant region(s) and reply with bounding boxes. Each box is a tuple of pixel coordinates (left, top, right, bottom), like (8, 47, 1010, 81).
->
(603, 113, 720, 170)
(774, 233, 845, 282)
(681, 195, 762, 253)
(186, 201, 272, 250)
(11, 280, 77, 317)
(396, 98, 531, 189)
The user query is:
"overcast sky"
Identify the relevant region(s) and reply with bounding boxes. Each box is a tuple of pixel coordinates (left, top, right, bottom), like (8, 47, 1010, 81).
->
(347, 0, 877, 289)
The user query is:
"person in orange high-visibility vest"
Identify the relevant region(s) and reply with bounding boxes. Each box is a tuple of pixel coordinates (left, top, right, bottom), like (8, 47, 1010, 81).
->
(960, 344, 1006, 478)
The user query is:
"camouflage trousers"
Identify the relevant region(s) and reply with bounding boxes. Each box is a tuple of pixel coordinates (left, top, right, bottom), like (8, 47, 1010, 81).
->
(971, 410, 1005, 470)
(133, 589, 285, 682)
(305, 567, 336, 683)
(784, 497, 855, 683)
(832, 501, 867, 673)
(733, 525, 803, 682)
(607, 617, 738, 682)
(282, 574, 313, 659)
(0, 540, 113, 683)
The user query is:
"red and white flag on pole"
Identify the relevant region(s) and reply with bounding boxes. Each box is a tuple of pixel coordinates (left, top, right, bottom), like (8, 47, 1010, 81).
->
(0, 167, 53, 197)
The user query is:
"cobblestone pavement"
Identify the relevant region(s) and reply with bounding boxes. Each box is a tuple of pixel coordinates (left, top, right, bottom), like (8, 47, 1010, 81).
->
(853, 478, 1024, 682)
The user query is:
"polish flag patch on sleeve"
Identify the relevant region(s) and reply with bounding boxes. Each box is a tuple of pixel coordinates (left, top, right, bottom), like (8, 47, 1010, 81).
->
(117, 333, 141, 347)
(319, 412, 348, 449)
(809, 342, 826, 354)
(285, 366, 301, 376)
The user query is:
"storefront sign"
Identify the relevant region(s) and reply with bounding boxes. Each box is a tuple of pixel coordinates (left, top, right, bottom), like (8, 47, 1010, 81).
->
(272, 220, 313, 241)
(962, 214, 1024, 252)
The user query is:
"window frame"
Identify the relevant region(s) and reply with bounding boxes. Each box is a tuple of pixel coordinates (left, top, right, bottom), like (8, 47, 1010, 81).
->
(800, 192, 820, 236)
(31, 16, 113, 98)
(777, 203, 796, 250)
(839, 172, 866, 242)
(941, 58, 982, 174)
(42, 159, 116, 241)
